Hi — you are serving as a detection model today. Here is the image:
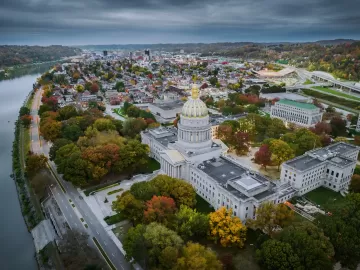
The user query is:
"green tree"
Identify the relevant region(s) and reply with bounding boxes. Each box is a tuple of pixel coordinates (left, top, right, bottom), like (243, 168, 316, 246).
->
(316, 193, 360, 269)
(58, 105, 78, 120)
(209, 76, 218, 86)
(269, 139, 294, 171)
(62, 124, 83, 141)
(256, 239, 301, 270)
(278, 222, 334, 270)
(174, 205, 209, 240)
(281, 128, 321, 156)
(112, 191, 145, 224)
(130, 181, 159, 201)
(143, 223, 183, 268)
(49, 138, 72, 161)
(19, 106, 30, 116)
(93, 118, 116, 132)
(266, 118, 287, 139)
(121, 118, 147, 138)
(247, 202, 294, 237)
(174, 242, 222, 270)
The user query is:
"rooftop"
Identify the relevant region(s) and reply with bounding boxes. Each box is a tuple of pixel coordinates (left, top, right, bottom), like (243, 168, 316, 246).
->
(276, 99, 318, 110)
(286, 155, 323, 171)
(151, 100, 184, 110)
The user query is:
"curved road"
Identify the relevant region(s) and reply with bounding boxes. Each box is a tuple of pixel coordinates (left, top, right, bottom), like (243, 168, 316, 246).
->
(30, 88, 131, 270)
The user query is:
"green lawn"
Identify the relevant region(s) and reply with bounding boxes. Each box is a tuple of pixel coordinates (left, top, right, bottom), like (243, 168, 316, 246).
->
(113, 108, 127, 118)
(303, 79, 314, 85)
(195, 194, 215, 214)
(304, 187, 346, 211)
(137, 157, 161, 174)
(104, 213, 127, 225)
(312, 86, 360, 102)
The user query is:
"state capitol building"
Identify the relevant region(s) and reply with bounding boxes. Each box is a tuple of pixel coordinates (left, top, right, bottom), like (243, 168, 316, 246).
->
(141, 85, 359, 220)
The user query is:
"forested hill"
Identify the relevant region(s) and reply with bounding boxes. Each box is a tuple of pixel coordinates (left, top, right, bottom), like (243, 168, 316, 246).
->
(0, 45, 81, 69)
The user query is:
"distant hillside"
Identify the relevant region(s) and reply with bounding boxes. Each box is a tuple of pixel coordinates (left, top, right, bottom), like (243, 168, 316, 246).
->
(314, 39, 357, 46)
(0, 45, 82, 69)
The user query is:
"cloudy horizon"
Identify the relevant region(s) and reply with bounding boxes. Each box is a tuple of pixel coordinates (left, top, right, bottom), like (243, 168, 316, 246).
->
(1, 0, 359, 45)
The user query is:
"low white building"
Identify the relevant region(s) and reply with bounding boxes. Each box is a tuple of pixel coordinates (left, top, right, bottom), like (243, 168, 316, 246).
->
(270, 99, 323, 127)
(281, 142, 359, 195)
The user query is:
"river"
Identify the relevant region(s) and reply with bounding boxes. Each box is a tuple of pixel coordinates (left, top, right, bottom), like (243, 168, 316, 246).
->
(0, 64, 53, 269)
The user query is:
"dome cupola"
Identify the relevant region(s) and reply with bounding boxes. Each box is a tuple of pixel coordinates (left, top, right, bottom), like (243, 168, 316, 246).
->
(181, 84, 208, 118)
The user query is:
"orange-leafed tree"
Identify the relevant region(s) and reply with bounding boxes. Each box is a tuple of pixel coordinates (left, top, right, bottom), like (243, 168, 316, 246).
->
(209, 207, 247, 248)
(144, 195, 177, 225)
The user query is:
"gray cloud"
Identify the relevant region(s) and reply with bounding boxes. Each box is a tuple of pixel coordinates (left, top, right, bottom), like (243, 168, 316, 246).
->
(0, 0, 359, 45)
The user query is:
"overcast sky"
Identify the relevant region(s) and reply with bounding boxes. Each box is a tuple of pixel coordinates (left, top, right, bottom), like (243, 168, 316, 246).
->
(1, 0, 359, 45)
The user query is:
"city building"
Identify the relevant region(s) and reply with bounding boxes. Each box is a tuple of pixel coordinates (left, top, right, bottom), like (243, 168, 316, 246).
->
(281, 142, 359, 195)
(270, 99, 323, 127)
(142, 85, 297, 220)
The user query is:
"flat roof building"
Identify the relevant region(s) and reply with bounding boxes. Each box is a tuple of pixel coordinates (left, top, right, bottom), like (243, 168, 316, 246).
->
(270, 99, 323, 127)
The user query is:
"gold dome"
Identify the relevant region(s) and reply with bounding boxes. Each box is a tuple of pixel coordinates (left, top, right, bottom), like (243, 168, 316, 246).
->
(181, 84, 208, 118)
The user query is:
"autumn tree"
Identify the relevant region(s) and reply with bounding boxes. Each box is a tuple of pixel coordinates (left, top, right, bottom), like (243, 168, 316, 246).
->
(349, 174, 360, 193)
(112, 191, 145, 224)
(266, 118, 287, 139)
(310, 121, 332, 135)
(330, 116, 347, 137)
(75, 84, 84, 92)
(144, 195, 177, 225)
(209, 207, 247, 248)
(20, 114, 32, 127)
(40, 119, 62, 141)
(90, 83, 99, 93)
(247, 202, 294, 237)
(254, 144, 272, 170)
(269, 139, 294, 171)
(174, 242, 222, 270)
(150, 175, 196, 208)
(174, 205, 209, 240)
(217, 124, 233, 144)
(233, 131, 250, 155)
(26, 153, 48, 177)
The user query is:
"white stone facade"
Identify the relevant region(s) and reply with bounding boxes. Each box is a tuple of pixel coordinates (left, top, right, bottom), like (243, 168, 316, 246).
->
(141, 85, 297, 221)
(270, 99, 323, 127)
(281, 142, 359, 195)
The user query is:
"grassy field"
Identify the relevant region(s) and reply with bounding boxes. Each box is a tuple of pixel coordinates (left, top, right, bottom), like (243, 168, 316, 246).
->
(195, 194, 215, 214)
(303, 79, 314, 85)
(137, 157, 161, 174)
(113, 108, 127, 118)
(304, 187, 346, 211)
(312, 86, 360, 102)
(104, 212, 127, 225)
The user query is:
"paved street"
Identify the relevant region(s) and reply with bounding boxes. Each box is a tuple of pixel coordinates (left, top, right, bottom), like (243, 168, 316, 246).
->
(30, 87, 131, 270)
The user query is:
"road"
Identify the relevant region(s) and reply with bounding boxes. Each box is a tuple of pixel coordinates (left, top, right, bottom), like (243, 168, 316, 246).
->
(30, 88, 131, 270)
